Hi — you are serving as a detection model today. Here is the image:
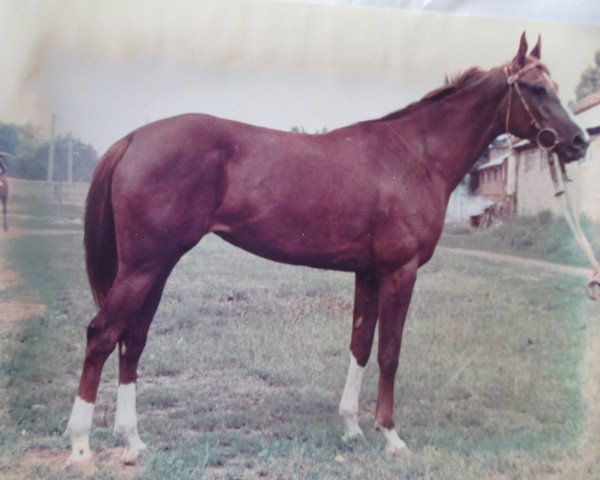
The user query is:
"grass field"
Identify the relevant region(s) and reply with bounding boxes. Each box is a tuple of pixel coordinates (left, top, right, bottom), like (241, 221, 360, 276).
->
(442, 210, 600, 268)
(1, 197, 599, 479)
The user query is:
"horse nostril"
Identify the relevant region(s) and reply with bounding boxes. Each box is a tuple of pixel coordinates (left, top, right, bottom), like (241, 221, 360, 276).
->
(573, 133, 589, 150)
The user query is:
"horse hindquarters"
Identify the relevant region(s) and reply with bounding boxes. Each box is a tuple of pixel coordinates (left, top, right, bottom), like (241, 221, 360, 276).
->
(67, 130, 218, 464)
(65, 135, 180, 464)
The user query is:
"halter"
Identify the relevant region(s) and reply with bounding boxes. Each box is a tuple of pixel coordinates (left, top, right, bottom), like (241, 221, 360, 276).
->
(504, 61, 600, 299)
(504, 60, 558, 150)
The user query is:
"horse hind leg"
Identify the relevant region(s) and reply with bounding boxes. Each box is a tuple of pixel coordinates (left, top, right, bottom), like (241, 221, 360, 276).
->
(65, 262, 173, 465)
(114, 274, 169, 464)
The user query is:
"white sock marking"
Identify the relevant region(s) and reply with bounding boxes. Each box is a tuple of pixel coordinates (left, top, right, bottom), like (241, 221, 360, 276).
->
(114, 382, 146, 464)
(378, 425, 409, 455)
(65, 396, 94, 464)
(339, 355, 365, 440)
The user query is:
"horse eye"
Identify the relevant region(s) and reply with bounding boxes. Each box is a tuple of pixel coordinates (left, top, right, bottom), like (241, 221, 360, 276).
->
(531, 85, 547, 96)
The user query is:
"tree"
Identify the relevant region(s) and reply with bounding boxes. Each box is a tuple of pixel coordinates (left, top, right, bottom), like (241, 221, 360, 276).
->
(0, 122, 98, 181)
(0, 123, 45, 179)
(575, 50, 600, 101)
(50, 134, 99, 182)
(0, 123, 21, 155)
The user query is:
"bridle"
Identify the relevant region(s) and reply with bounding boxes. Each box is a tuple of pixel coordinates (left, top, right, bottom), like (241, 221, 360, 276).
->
(503, 60, 559, 151)
(503, 61, 600, 300)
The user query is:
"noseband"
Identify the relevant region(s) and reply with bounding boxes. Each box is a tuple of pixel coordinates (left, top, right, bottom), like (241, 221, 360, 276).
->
(504, 61, 558, 150)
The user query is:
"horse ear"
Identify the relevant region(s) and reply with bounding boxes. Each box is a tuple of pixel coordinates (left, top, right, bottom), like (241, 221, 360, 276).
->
(530, 35, 541, 59)
(513, 32, 528, 68)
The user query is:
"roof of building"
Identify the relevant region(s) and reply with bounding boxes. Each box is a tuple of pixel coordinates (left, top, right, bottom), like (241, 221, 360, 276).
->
(573, 90, 600, 130)
(572, 90, 600, 115)
(477, 155, 507, 170)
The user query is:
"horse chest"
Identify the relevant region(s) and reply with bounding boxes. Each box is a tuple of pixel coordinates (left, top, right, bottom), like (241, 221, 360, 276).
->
(372, 188, 446, 267)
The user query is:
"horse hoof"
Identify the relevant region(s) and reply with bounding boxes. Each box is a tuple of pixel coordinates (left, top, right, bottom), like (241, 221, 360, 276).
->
(342, 427, 364, 443)
(385, 442, 410, 458)
(66, 448, 92, 466)
(121, 447, 141, 465)
(341, 416, 364, 442)
(375, 424, 410, 457)
(121, 439, 147, 465)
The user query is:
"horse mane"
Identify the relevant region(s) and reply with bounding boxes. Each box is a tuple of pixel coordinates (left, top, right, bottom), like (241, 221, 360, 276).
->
(366, 67, 486, 123)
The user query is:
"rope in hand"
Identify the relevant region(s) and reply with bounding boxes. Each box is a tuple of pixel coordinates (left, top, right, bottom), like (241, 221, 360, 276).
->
(547, 153, 600, 300)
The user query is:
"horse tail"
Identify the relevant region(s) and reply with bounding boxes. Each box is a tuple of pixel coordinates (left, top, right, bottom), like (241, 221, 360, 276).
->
(84, 134, 133, 307)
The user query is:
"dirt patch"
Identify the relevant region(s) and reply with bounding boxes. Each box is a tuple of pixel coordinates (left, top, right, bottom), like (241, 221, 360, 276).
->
(439, 246, 592, 279)
(2, 227, 82, 240)
(0, 260, 21, 290)
(0, 242, 46, 330)
(0, 302, 46, 331)
(5, 448, 141, 480)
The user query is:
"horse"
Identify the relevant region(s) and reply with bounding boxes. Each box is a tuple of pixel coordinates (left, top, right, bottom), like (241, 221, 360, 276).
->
(0, 177, 8, 232)
(65, 34, 589, 465)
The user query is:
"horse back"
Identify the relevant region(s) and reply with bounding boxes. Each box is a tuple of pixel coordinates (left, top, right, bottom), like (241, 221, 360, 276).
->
(112, 114, 446, 271)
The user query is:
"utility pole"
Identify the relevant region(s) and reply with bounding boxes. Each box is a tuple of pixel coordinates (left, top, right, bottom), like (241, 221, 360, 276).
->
(67, 132, 73, 183)
(47, 114, 56, 182)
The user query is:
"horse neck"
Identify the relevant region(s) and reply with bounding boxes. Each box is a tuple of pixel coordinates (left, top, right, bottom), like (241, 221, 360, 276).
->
(392, 71, 507, 195)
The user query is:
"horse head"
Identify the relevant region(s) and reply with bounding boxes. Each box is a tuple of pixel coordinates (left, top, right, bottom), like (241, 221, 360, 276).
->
(503, 33, 589, 163)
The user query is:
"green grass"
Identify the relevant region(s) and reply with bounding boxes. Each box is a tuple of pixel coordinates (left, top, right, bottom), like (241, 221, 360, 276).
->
(0, 199, 596, 479)
(442, 210, 600, 268)
(7, 195, 84, 231)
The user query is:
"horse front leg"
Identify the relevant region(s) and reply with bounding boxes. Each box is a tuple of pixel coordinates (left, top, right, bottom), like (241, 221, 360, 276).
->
(339, 271, 379, 441)
(374, 260, 417, 455)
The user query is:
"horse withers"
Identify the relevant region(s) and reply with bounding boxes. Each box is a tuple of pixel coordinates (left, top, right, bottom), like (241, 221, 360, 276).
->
(65, 34, 588, 464)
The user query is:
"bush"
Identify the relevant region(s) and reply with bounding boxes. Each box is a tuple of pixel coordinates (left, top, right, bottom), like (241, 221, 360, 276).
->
(537, 210, 554, 226)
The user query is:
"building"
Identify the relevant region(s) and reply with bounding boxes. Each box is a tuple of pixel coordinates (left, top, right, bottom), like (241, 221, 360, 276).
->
(473, 91, 600, 222)
(475, 142, 516, 220)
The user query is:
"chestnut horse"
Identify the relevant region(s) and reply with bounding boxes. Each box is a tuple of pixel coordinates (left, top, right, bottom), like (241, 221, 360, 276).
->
(66, 34, 588, 464)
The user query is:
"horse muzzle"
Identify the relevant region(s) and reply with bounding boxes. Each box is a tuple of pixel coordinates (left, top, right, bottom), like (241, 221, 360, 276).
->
(551, 130, 589, 163)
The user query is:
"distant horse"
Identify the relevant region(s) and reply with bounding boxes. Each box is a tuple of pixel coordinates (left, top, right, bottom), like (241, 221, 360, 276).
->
(66, 34, 588, 464)
(0, 177, 8, 232)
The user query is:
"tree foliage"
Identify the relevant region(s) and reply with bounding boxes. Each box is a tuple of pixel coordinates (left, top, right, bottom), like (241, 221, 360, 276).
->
(0, 122, 98, 181)
(575, 49, 600, 101)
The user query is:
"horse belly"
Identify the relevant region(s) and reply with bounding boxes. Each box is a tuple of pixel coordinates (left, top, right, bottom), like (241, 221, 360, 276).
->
(213, 218, 374, 272)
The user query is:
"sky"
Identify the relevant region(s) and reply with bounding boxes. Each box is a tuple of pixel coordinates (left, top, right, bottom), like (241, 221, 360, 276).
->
(1, 0, 599, 154)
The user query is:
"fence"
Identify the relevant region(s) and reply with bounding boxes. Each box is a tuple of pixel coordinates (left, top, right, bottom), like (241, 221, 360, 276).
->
(8, 178, 89, 207)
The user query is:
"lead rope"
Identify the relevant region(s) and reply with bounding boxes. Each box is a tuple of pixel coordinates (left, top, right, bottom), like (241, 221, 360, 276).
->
(504, 63, 600, 300)
(547, 154, 600, 300)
